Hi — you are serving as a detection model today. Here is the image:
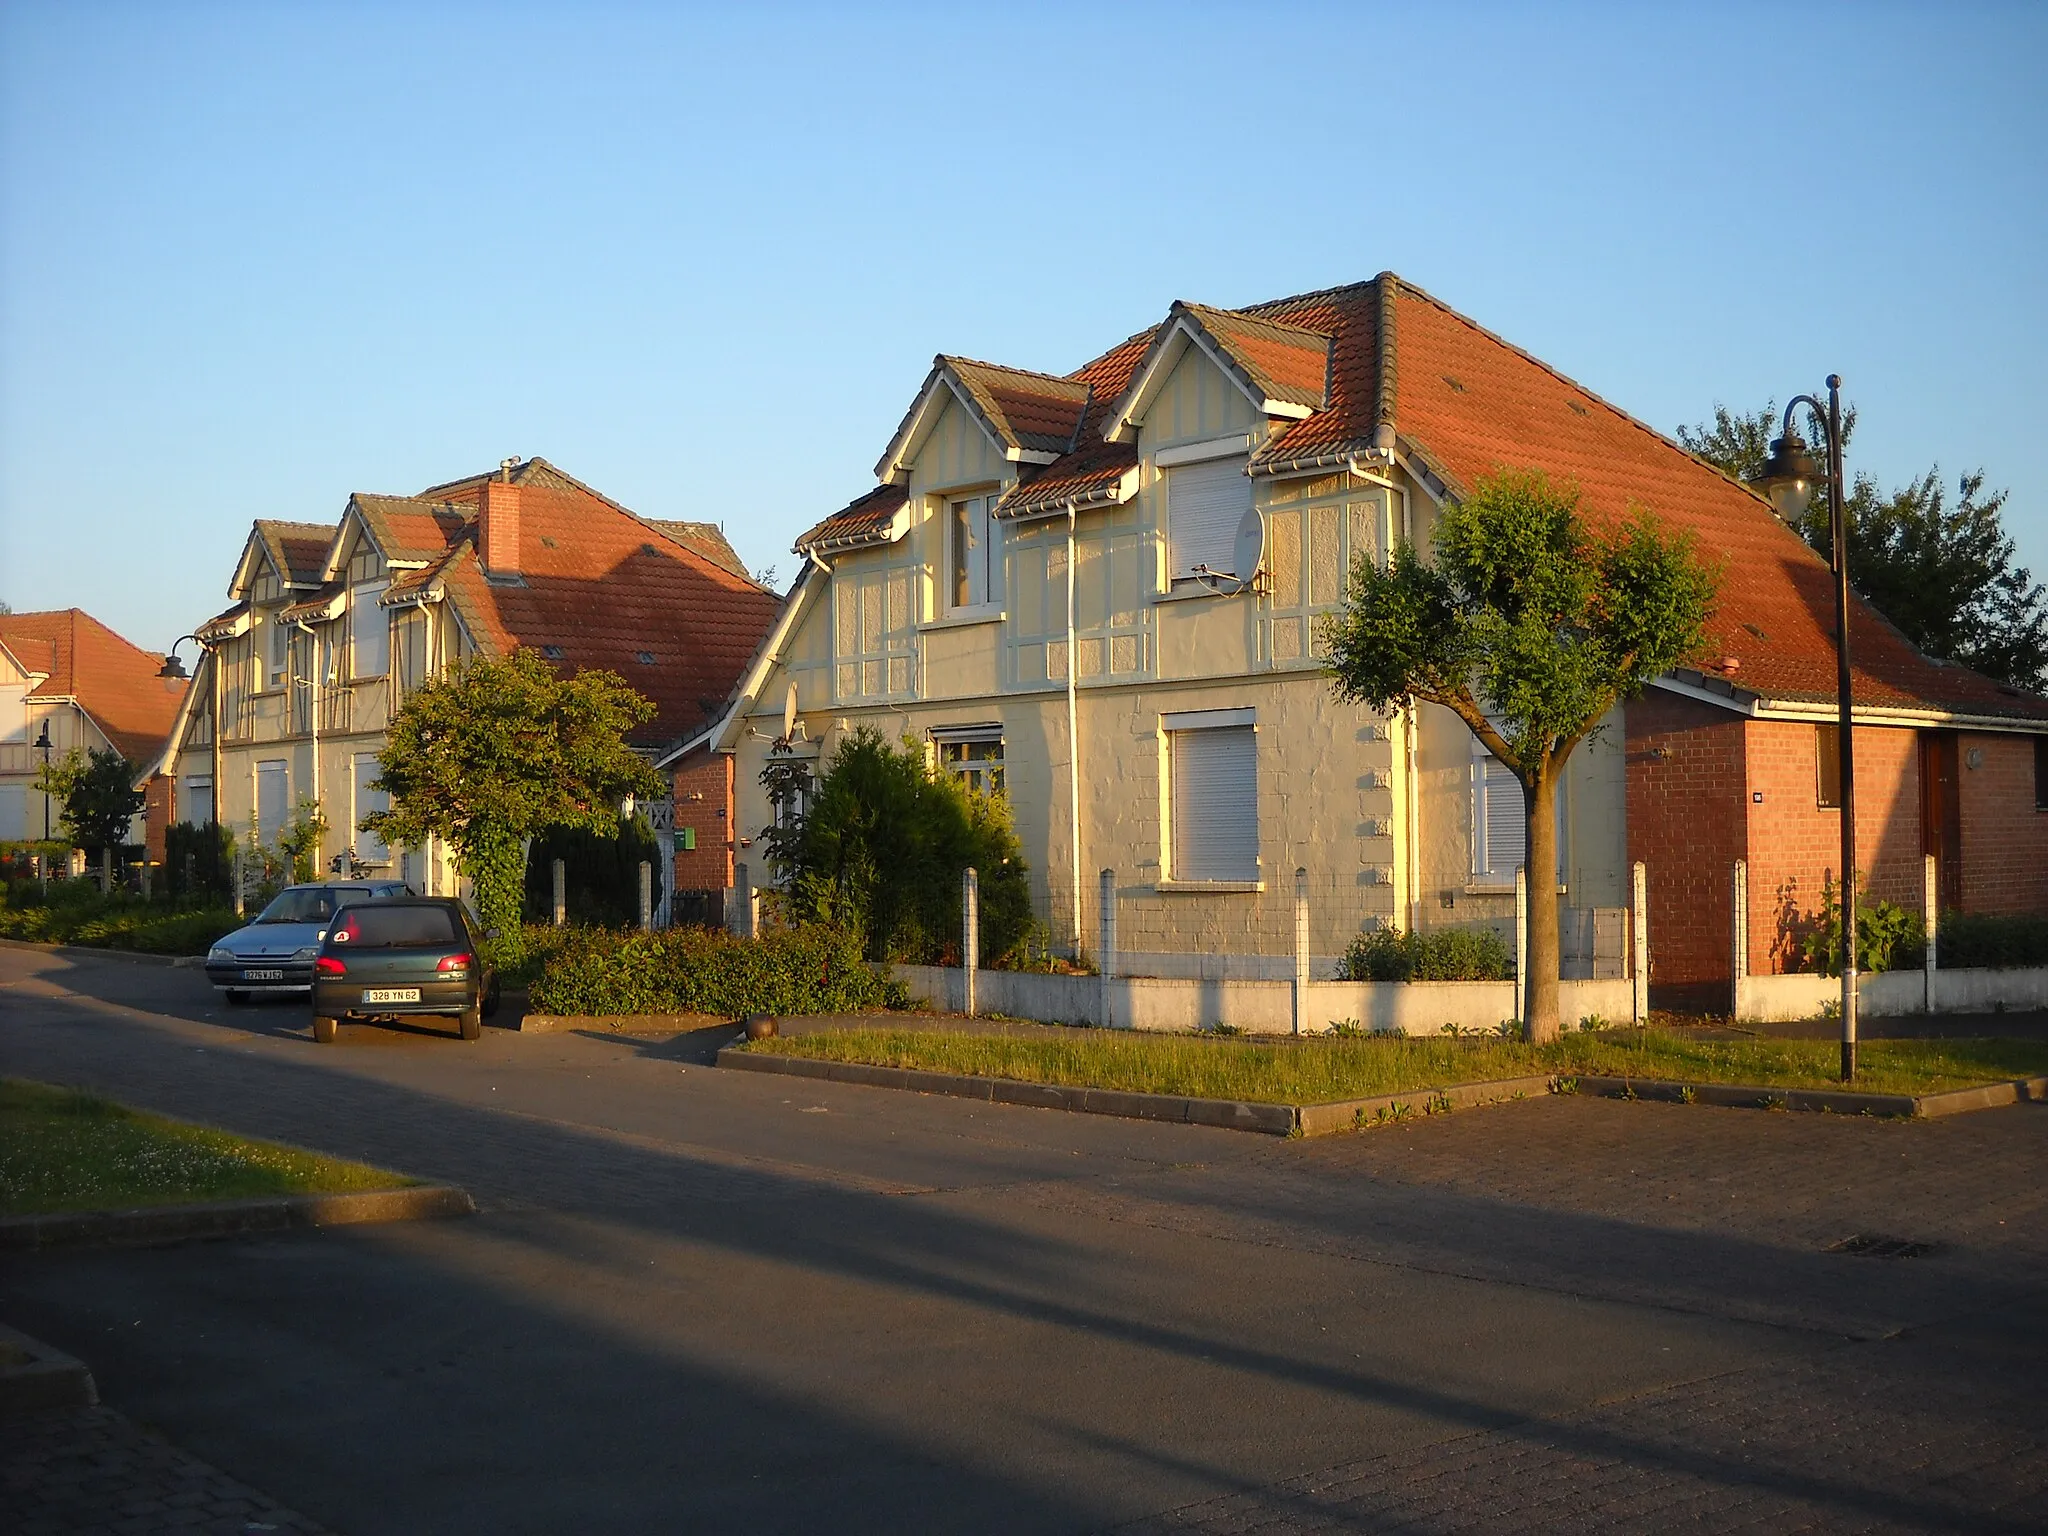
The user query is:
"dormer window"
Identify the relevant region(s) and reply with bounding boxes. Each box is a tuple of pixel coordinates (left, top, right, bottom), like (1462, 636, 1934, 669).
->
(1165, 454, 1252, 582)
(947, 492, 1002, 612)
(266, 614, 290, 689)
(351, 583, 389, 678)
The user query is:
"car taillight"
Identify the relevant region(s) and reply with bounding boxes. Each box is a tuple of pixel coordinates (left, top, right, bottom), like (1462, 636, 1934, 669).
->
(315, 956, 347, 976)
(437, 953, 473, 972)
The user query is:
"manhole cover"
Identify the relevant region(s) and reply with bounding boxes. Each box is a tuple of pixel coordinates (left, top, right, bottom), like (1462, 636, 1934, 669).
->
(1829, 1234, 1939, 1259)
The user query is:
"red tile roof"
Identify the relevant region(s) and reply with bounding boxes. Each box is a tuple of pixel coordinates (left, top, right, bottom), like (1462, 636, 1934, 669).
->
(0, 609, 189, 763)
(793, 485, 909, 554)
(944, 358, 1091, 455)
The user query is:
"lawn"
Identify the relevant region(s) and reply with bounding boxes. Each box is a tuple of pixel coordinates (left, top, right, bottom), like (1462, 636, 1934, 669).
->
(738, 1027, 2048, 1105)
(0, 1079, 414, 1217)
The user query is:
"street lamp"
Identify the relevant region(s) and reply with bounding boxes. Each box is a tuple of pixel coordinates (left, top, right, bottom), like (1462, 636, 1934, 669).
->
(1748, 374, 1857, 1082)
(157, 635, 203, 681)
(33, 719, 53, 888)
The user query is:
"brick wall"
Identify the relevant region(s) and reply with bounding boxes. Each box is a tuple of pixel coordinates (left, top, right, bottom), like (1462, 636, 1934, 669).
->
(1625, 692, 1747, 1010)
(1742, 720, 1922, 972)
(1957, 732, 2048, 915)
(668, 748, 733, 895)
(143, 773, 174, 864)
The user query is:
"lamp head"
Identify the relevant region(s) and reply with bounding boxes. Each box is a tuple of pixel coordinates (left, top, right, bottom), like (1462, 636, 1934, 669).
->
(1750, 428, 1821, 522)
(156, 653, 189, 680)
(33, 720, 51, 750)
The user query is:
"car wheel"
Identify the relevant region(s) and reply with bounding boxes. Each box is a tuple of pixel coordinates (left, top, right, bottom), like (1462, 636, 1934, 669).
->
(458, 1004, 482, 1041)
(481, 976, 501, 1020)
(313, 1014, 338, 1044)
(224, 990, 250, 1005)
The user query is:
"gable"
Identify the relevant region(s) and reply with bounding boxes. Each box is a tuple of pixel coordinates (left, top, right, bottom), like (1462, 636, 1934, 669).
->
(912, 395, 1009, 491)
(1134, 344, 1261, 450)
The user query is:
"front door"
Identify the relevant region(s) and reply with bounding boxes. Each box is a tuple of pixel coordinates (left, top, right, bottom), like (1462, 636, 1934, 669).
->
(1919, 732, 1962, 914)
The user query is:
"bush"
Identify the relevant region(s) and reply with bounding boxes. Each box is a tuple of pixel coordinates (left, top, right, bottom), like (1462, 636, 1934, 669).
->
(1339, 924, 1514, 982)
(522, 814, 661, 928)
(527, 923, 910, 1017)
(1801, 879, 1924, 975)
(1936, 911, 2048, 970)
(0, 888, 240, 955)
(163, 822, 235, 902)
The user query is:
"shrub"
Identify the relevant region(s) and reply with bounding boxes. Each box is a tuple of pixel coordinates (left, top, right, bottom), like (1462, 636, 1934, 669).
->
(163, 822, 235, 902)
(522, 814, 662, 928)
(1800, 878, 1924, 975)
(0, 889, 240, 955)
(528, 923, 909, 1017)
(1340, 925, 1514, 982)
(1936, 911, 2048, 970)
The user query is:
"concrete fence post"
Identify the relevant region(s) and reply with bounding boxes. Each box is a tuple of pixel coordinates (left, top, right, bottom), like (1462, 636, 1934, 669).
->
(638, 861, 652, 932)
(1514, 865, 1528, 1026)
(1631, 860, 1649, 1023)
(1731, 859, 1749, 1019)
(1924, 852, 1938, 1013)
(732, 862, 752, 938)
(1292, 868, 1310, 1036)
(552, 859, 567, 928)
(101, 846, 113, 895)
(962, 866, 979, 1018)
(1098, 868, 1116, 1029)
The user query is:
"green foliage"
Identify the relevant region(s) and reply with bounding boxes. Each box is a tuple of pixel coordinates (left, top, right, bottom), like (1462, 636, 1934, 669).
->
(1339, 924, 1514, 982)
(1800, 877, 1924, 976)
(274, 798, 328, 885)
(162, 822, 235, 902)
(0, 887, 239, 954)
(365, 648, 664, 946)
(1936, 911, 2048, 970)
(1679, 401, 2048, 692)
(36, 747, 146, 857)
(764, 729, 1033, 966)
(523, 813, 661, 927)
(527, 923, 909, 1017)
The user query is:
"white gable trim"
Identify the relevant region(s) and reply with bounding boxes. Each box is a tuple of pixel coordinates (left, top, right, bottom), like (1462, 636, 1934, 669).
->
(1106, 315, 1314, 446)
(320, 504, 385, 583)
(875, 364, 1056, 486)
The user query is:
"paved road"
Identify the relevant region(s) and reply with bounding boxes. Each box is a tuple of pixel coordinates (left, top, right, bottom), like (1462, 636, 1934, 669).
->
(3, 943, 2046, 1534)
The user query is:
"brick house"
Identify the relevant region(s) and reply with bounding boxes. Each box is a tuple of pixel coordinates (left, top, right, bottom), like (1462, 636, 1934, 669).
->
(153, 457, 780, 915)
(0, 610, 188, 859)
(668, 273, 2048, 997)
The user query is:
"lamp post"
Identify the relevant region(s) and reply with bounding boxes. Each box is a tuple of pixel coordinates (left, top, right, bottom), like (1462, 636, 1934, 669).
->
(33, 719, 53, 890)
(1748, 374, 1857, 1082)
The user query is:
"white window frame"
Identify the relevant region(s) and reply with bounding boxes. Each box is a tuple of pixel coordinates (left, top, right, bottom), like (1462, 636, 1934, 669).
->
(254, 759, 290, 847)
(351, 583, 390, 679)
(1163, 450, 1252, 585)
(944, 490, 1003, 617)
(266, 613, 289, 690)
(183, 775, 215, 827)
(1469, 738, 1568, 890)
(932, 724, 1005, 798)
(352, 754, 389, 864)
(1161, 711, 1260, 889)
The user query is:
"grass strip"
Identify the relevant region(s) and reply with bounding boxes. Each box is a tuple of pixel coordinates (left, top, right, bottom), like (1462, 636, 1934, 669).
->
(740, 1028, 2048, 1105)
(0, 1079, 415, 1217)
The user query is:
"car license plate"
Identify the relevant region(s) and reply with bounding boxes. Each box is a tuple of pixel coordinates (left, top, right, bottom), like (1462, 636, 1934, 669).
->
(243, 970, 285, 982)
(362, 988, 421, 1005)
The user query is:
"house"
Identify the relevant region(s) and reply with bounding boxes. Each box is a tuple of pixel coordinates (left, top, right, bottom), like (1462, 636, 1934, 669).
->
(153, 457, 781, 914)
(669, 273, 2048, 1008)
(0, 609, 188, 857)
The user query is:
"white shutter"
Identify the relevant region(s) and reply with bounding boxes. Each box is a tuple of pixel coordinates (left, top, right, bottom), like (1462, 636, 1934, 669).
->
(0, 784, 24, 840)
(255, 760, 289, 845)
(183, 776, 214, 826)
(353, 754, 388, 862)
(1472, 752, 1526, 879)
(1171, 725, 1259, 881)
(1168, 457, 1251, 579)
(352, 585, 389, 677)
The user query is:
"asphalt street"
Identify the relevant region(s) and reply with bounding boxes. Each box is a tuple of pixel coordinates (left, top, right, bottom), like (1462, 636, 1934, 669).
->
(3, 942, 2046, 1533)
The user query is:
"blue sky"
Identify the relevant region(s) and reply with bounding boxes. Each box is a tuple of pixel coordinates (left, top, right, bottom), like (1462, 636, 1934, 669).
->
(2, 1, 2042, 654)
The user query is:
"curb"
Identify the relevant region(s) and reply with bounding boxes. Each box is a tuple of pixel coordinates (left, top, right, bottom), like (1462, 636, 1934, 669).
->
(0, 1183, 476, 1253)
(517, 1011, 732, 1034)
(1298, 1075, 1558, 1134)
(0, 1322, 97, 1417)
(1568, 1072, 2048, 1118)
(0, 937, 203, 967)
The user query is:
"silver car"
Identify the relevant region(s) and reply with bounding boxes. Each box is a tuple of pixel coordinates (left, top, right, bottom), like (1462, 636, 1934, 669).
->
(205, 881, 413, 1002)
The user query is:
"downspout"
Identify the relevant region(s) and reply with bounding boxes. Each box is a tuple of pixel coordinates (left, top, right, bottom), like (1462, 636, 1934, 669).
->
(208, 647, 224, 835)
(291, 616, 321, 868)
(1066, 500, 1083, 956)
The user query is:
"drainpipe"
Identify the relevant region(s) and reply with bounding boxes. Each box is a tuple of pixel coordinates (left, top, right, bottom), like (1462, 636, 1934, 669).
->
(208, 645, 223, 836)
(292, 616, 323, 868)
(1066, 500, 1083, 956)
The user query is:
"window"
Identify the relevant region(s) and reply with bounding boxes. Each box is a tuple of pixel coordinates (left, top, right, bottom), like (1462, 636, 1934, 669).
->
(255, 759, 289, 846)
(1817, 724, 1842, 808)
(1167, 719, 1258, 882)
(1166, 456, 1251, 581)
(183, 776, 214, 827)
(833, 565, 914, 701)
(1471, 746, 1525, 883)
(353, 754, 389, 863)
(266, 615, 289, 690)
(351, 584, 389, 678)
(935, 728, 1004, 796)
(0, 784, 23, 841)
(393, 612, 427, 696)
(946, 492, 1002, 611)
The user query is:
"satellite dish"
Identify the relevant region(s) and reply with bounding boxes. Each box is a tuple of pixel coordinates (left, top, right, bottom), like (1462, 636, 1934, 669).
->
(1232, 506, 1266, 587)
(781, 683, 799, 742)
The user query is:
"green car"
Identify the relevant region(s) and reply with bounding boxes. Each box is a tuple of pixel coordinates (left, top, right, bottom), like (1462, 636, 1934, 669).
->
(311, 897, 498, 1044)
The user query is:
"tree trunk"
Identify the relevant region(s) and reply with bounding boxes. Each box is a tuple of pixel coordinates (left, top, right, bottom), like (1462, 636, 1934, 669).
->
(1524, 765, 1561, 1043)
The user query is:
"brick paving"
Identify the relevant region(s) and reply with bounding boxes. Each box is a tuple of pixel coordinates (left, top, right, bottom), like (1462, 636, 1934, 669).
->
(4, 1405, 332, 1536)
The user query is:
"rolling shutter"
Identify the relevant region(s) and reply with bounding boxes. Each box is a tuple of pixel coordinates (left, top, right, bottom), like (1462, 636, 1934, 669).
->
(1171, 725, 1259, 881)
(353, 754, 389, 862)
(1168, 457, 1251, 579)
(1472, 753, 1526, 880)
(255, 760, 289, 845)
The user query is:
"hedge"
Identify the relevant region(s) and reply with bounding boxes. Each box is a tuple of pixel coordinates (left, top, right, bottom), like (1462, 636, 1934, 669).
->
(0, 890, 241, 956)
(1339, 924, 1514, 983)
(1936, 911, 2048, 970)
(528, 923, 909, 1017)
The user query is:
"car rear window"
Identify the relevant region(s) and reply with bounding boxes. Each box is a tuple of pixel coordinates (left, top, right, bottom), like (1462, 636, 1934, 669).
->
(256, 887, 370, 924)
(330, 906, 461, 948)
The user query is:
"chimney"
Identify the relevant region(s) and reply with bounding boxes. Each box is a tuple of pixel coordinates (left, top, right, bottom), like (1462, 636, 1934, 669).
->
(480, 457, 522, 580)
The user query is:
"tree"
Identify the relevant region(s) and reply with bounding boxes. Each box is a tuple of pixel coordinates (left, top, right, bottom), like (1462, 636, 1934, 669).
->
(764, 728, 1033, 965)
(363, 649, 663, 946)
(1319, 469, 1718, 1042)
(1679, 403, 2048, 691)
(36, 747, 146, 864)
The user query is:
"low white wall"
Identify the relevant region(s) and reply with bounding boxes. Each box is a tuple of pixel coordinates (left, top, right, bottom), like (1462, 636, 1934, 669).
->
(1738, 966, 2048, 1022)
(893, 966, 1635, 1036)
